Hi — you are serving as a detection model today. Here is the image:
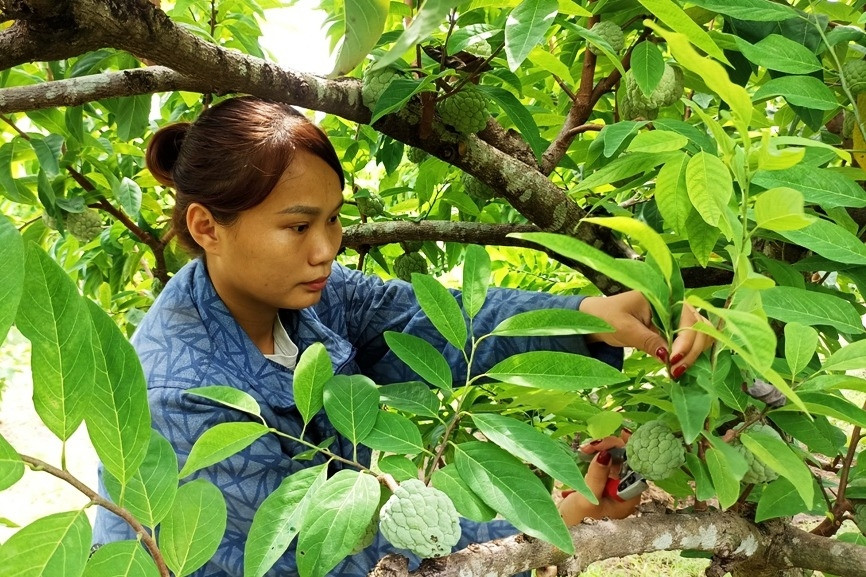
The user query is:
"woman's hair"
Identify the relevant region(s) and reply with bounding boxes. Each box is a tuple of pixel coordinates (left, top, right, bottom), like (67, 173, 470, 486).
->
(146, 96, 345, 255)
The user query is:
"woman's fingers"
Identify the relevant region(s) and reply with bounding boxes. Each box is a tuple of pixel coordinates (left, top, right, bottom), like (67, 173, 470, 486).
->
(669, 305, 713, 378)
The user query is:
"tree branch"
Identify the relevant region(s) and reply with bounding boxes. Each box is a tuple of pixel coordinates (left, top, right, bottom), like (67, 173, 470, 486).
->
(341, 221, 540, 250)
(19, 453, 170, 577)
(370, 512, 866, 577)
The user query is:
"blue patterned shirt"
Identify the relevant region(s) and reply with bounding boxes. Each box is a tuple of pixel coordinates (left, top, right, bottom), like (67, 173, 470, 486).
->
(93, 259, 621, 576)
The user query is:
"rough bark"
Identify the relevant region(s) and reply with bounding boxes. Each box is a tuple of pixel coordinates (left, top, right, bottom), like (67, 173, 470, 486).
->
(370, 512, 866, 577)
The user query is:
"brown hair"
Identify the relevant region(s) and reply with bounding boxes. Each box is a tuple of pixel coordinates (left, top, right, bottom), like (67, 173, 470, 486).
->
(146, 96, 345, 255)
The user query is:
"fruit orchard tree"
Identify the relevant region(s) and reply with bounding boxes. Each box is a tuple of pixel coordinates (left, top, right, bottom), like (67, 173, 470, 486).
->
(1, 1, 866, 576)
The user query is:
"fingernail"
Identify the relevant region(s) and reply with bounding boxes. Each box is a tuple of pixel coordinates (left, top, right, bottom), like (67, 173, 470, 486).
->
(672, 364, 687, 379)
(589, 439, 603, 446)
(656, 347, 668, 363)
(621, 427, 632, 435)
(597, 450, 611, 466)
(670, 353, 684, 365)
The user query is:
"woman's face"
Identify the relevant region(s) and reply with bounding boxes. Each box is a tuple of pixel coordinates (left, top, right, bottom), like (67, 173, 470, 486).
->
(206, 149, 344, 317)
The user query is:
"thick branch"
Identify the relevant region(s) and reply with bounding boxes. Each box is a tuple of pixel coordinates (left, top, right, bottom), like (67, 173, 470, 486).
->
(341, 221, 540, 250)
(0, 20, 99, 71)
(20, 453, 170, 577)
(370, 512, 866, 577)
(0, 67, 216, 113)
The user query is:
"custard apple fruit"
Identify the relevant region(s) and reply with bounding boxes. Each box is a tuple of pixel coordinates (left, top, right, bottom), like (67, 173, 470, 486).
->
(842, 60, 866, 96)
(625, 420, 685, 480)
(362, 67, 399, 111)
(437, 85, 489, 135)
(67, 209, 102, 243)
(854, 503, 866, 536)
(589, 21, 624, 55)
(394, 252, 427, 281)
(378, 479, 461, 558)
(350, 515, 379, 555)
(843, 110, 856, 139)
(731, 422, 781, 485)
(461, 172, 494, 201)
(621, 63, 684, 121)
(401, 240, 424, 253)
(465, 38, 492, 58)
(407, 147, 429, 164)
(356, 193, 384, 217)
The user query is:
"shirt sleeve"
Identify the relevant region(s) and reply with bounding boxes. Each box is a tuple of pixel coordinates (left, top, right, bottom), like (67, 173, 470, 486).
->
(333, 265, 622, 384)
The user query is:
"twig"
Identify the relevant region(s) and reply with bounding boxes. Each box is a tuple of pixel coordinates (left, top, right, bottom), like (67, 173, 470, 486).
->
(19, 453, 170, 577)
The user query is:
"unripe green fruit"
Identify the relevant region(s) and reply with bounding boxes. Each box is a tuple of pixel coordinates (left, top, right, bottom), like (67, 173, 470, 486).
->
(437, 85, 490, 135)
(465, 38, 492, 58)
(401, 240, 423, 253)
(461, 172, 495, 201)
(621, 63, 684, 121)
(842, 60, 866, 96)
(589, 21, 625, 55)
(66, 209, 102, 243)
(356, 193, 384, 217)
(394, 252, 427, 281)
(379, 479, 461, 558)
(625, 420, 686, 481)
(362, 67, 399, 111)
(731, 422, 781, 485)
(407, 147, 429, 164)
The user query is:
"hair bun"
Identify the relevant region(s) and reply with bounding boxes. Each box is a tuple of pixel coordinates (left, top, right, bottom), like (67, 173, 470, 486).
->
(146, 123, 190, 187)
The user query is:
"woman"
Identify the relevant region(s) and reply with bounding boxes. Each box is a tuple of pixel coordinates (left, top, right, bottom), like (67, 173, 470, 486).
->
(93, 96, 709, 576)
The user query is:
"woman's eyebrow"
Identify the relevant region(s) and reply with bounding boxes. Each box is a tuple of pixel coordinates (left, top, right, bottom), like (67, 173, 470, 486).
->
(277, 199, 344, 216)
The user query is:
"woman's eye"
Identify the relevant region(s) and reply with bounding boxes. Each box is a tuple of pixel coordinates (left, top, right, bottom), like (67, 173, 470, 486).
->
(328, 215, 340, 224)
(290, 224, 308, 233)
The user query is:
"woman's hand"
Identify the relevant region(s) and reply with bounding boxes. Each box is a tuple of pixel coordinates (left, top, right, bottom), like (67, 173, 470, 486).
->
(558, 435, 641, 526)
(579, 290, 712, 379)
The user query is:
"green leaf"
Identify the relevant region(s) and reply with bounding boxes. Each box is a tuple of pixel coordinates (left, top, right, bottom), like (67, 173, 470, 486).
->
(322, 374, 379, 444)
(103, 430, 179, 528)
(702, 433, 749, 479)
(741, 431, 813, 506)
(184, 386, 263, 420)
(371, 0, 461, 71)
(586, 411, 623, 439)
(160, 479, 227, 577)
(110, 94, 152, 141)
(735, 35, 822, 74)
(704, 448, 740, 509)
(626, 130, 689, 154)
(784, 322, 818, 376)
(782, 392, 866, 428)
(822, 340, 866, 372)
(15, 244, 93, 441)
(410, 273, 467, 350)
(329, 0, 389, 76)
(779, 218, 866, 265)
(369, 77, 436, 124)
(82, 540, 160, 577)
(686, 151, 732, 228)
(637, 0, 728, 63)
(455, 442, 574, 554)
(245, 465, 327, 577)
(432, 464, 496, 522)
(671, 382, 712, 444)
(584, 216, 673, 281)
(684, 453, 715, 502)
(688, 0, 796, 21)
(377, 455, 418, 482)
(755, 477, 823, 522)
(577, 152, 676, 192)
(489, 308, 613, 338)
(753, 76, 839, 110)
(486, 351, 627, 390)
(113, 177, 142, 220)
(362, 411, 424, 454)
(0, 434, 23, 491)
(179, 422, 270, 478)
(769, 413, 844, 457)
(655, 153, 691, 236)
(478, 85, 548, 160)
(294, 343, 334, 425)
(753, 165, 866, 209)
(0, 510, 91, 577)
(504, 0, 558, 71)
(383, 332, 452, 392)
(630, 41, 666, 97)
(762, 286, 865, 334)
(754, 187, 813, 232)
(31, 136, 60, 178)
(473, 413, 595, 504)
(462, 244, 491, 320)
(528, 45, 573, 85)
(0, 142, 37, 204)
(297, 470, 380, 577)
(84, 300, 151, 485)
(0, 216, 24, 348)
(602, 121, 644, 157)
(379, 381, 440, 418)
(685, 208, 720, 267)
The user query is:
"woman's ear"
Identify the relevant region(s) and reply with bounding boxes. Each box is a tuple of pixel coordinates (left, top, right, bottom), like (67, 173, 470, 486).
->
(186, 203, 221, 254)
